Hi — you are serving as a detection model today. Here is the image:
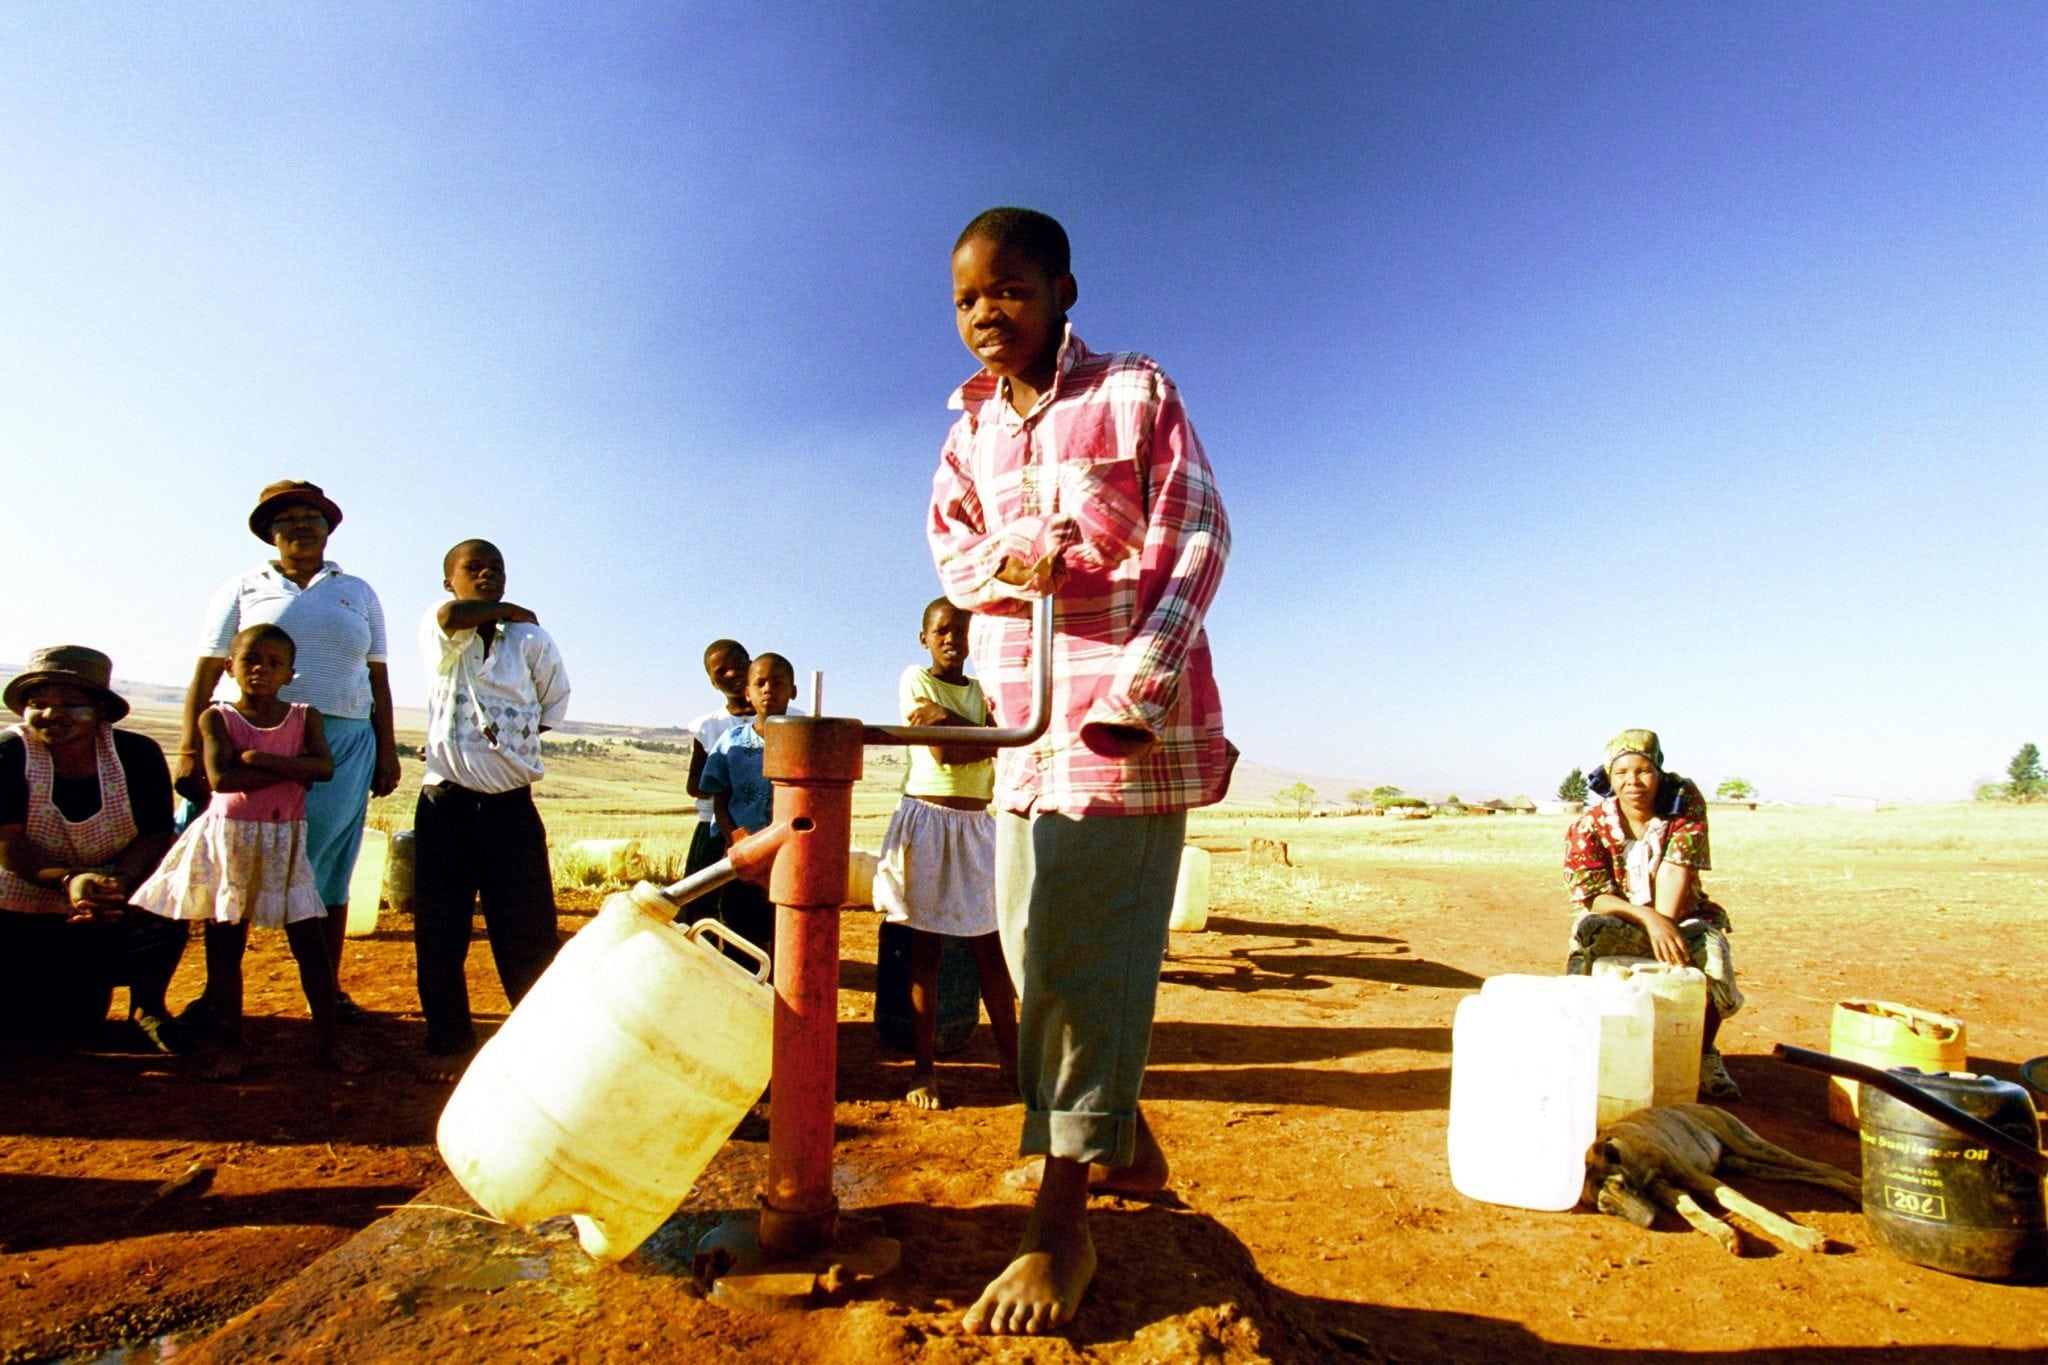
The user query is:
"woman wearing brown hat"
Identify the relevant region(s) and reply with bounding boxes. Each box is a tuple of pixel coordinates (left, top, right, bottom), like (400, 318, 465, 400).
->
(176, 481, 400, 1023)
(1, 646, 190, 1050)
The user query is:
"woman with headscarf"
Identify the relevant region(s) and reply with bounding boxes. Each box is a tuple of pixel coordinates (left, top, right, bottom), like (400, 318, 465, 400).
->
(0, 646, 188, 1050)
(176, 481, 400, 1023)
(1563, 728, 1744, 1101)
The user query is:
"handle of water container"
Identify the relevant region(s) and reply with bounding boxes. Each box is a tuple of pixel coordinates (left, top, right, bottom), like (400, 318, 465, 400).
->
(683, 918, 774, 987)
(2022, 1056, 2048, 1099)
(1773, 1044, 2048, 1176)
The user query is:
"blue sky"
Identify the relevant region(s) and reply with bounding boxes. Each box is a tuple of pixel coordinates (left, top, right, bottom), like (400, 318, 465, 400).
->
(3, 3, 2043, 802)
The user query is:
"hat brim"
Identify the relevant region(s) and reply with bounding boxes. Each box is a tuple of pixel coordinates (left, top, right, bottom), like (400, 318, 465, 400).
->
(249, 492, 344, 541)
(4, 671, 130, 723)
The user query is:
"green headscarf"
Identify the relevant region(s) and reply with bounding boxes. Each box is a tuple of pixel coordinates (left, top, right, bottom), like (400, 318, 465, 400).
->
(1604, 728, 1664, 771)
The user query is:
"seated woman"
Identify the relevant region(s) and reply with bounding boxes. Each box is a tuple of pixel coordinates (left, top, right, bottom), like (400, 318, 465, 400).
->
(1563, 728, 1743, 1101)
(0, 646, 189, 1052)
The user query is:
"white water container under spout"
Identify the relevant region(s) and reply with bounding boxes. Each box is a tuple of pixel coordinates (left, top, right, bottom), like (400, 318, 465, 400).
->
(1168, 845, 1211, 932)
(437, 884, 773, 1262)
(1448, 975, 1602, 1210)
(1591, 957, 1708, 1107)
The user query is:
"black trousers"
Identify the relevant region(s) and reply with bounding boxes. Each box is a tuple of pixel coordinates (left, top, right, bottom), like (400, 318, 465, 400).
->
(0, 907, 187, 1046)
(412, 782, 561, 1053)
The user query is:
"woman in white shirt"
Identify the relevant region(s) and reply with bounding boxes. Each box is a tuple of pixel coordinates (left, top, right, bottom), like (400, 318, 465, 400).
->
(175, 480, 400, 1024)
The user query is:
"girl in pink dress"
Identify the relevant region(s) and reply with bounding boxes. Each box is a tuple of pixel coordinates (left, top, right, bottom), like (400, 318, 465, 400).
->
(134, 625, 369, 1077)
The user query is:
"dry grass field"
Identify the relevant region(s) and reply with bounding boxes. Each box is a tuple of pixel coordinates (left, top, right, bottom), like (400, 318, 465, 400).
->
(5, 703, 2045, 1360)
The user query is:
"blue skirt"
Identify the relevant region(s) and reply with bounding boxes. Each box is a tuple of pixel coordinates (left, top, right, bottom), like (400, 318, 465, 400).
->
(305, 714, 375, 907)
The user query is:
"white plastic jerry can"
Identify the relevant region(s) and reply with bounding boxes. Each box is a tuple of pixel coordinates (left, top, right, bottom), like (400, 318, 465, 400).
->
(436, 884, 774, 1262)
(344, 827, 386, 938)
(1168, 844, 1211, 932)
(1590, 957, 1708, 1107)
(1560, 974, 1656, 1126)
(1448, 975, 1602, 1211)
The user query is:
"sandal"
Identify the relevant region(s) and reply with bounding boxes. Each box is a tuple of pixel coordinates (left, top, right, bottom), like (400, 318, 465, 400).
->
(332, 993, 370, 1025)
(132, 1011, 193, 1056)
(1699, 1050, 1742, 1101)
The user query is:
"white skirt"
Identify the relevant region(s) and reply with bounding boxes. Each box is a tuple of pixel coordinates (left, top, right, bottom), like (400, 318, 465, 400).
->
(131, 809, 328, 928)
(874, 796, 997, 937)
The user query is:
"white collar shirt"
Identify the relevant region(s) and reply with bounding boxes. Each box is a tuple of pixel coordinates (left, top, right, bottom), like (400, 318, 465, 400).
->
(419, 607, 571, 794)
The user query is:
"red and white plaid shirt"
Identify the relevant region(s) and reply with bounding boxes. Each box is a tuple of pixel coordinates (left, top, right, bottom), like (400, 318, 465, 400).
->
(928, 329, 1230, 817)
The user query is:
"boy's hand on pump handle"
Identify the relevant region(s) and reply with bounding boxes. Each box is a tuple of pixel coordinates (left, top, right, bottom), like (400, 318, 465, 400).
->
(995, 551, 1066, 595)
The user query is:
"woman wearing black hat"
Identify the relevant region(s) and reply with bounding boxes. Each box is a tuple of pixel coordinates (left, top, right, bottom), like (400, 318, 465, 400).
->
(176, 481, 400, 1023)
(0, 646, 188, 1050)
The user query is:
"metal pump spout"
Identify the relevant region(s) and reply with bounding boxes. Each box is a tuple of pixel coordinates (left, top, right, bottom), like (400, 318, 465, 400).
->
(696, 598, 1056, 1293)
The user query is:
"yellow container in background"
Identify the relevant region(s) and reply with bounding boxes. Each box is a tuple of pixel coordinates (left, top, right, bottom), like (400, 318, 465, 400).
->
(1169, 844, 1212, 932)
(344, 827, 386, 938)
(1828, 999, 1967, 1130)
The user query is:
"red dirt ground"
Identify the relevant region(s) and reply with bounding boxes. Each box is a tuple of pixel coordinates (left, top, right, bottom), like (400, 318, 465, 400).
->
(4, 841, 2046, 1363)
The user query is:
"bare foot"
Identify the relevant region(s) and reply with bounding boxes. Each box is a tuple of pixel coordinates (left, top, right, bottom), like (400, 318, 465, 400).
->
(961, 1214, 1096, 1336)
(907, 1070, 943, 1111)
(420, 1053, 469, 1084)
(318, 1039, 374, 1074)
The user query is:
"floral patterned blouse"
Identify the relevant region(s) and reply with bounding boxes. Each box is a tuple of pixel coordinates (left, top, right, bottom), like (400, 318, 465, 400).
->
(1563, 778, 1730, 930)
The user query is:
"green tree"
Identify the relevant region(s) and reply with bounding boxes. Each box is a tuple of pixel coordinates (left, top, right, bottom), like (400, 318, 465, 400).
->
(2009, 743, 2043, 800)
(1558, 767, 1588, 802)
(1716, 778, 1756, 801)
(1274, 781, 1317, 821)
(1345, 787, 1374, 810)
(1371, 784, 1403, 803)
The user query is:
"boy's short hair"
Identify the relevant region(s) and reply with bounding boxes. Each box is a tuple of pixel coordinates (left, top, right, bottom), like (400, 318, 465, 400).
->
(231, 622, 296, 663)
(750, 652, 795, 685)
(922, 596, 965, 631)
(443, 537, 501, 577)
(955, 207, 1070, 281)
(704, 638, 747, 665)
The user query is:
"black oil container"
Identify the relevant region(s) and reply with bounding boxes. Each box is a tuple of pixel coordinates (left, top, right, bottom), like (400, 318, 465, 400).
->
(1861, 1070, 2047, 1281)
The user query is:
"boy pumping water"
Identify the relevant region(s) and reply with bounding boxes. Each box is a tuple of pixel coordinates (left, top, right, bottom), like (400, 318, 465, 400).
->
(927, 207, 1231, 1336)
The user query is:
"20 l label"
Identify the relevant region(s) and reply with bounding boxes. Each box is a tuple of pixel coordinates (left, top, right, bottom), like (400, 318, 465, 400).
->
(1884, 1186, 1949, 1220)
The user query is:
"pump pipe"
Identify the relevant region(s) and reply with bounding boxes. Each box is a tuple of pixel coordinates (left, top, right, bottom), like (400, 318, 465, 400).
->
(705, 599, 1057, 1272)
(862, 597, 1054, 749)
(645, 821, 794, 915)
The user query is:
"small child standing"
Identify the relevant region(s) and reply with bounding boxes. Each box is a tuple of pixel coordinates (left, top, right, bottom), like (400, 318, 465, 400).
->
(873, 598, 1018, 1111)
(680, 639, 753, 902)
(414, 539, 570, 1071)
(697, 652, 793, 961)
(132, 624, 368, 1078)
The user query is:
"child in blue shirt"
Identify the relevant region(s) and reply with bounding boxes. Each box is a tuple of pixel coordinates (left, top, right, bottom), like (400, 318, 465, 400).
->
(698, 653, 794, 961)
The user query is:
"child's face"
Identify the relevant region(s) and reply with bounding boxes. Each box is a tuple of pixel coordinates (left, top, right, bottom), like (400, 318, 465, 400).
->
(921, 603, 971, 674)
(706, 645, 750, 701)
(445, 544, 507, 602)
(745, 660, 795, 719)
(951, 235, 1075, 385)
(232, 639, 296, 700)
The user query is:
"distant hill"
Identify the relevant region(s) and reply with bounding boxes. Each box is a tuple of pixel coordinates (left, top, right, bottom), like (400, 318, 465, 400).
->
(7, 666, 1380, 811)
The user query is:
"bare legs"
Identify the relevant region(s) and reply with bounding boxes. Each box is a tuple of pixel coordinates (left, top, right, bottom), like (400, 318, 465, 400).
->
(905, 929, 1019, 1110)
(195, 917, 368, 1077)
(963, 1152, 1098, 1337)
(906, 928, 944, 1109)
